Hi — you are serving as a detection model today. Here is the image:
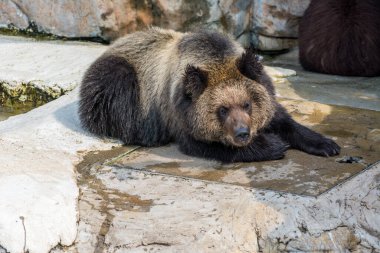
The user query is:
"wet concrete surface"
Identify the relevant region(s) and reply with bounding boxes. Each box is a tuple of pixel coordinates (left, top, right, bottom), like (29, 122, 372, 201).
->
(104, 99, 380, 197)
(76, 146, 154, 252)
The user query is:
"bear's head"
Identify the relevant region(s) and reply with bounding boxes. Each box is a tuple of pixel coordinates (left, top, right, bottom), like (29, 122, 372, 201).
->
(174, 50, 275, 147)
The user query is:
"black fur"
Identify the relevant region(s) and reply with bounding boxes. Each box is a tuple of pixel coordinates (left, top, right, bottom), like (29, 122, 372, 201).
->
(265, 104, 340, 156)
(299, 0, 380, 76)
(79, 54, 170, 146)
(179, 133, 288, 163)
(79, 55, 140, 142)
(237, 47, 275, 96)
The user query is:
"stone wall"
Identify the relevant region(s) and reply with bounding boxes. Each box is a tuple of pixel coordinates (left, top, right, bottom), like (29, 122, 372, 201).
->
(0, 0, 310, 50)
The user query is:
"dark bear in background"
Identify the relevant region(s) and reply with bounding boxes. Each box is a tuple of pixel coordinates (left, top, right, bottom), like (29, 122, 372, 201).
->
(79, 28, 340, 163)
(299, 0, 380, 77)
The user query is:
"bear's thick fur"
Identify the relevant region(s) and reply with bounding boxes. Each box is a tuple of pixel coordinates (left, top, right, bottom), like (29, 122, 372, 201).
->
(79, 28, 340, 162)
(299, 0, 380, 76)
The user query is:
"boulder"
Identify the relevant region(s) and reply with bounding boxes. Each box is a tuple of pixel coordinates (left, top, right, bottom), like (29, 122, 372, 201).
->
(0, 0, 311, 50)
(0, 0, 29, 30)
(252, 0, 311, 38)
(250, 0, 310, 50)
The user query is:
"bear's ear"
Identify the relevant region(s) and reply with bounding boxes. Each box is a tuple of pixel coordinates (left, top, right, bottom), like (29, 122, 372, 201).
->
(183, 65, 208, 100)
(237, 47, 263, 81)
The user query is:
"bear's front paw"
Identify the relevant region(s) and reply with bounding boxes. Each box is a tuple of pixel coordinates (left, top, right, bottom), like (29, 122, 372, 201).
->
(300, 136, 340, 157)
(263, 133, 289, 160)
(249, 133, 289, 161)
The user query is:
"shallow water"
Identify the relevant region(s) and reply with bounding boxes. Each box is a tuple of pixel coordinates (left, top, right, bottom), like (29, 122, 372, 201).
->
(0, 106, 30, 121)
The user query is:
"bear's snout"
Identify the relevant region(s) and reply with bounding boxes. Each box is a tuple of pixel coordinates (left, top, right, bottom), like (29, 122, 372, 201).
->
(234, 126, 250, 144)
(224, 108, 252, 147)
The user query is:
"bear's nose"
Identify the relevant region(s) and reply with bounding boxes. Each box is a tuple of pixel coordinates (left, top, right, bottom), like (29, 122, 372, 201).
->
(234, 127, 250, 142)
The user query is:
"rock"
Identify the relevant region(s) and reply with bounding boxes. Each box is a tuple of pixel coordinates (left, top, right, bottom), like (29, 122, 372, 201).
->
(250, 0, 310, 51)
(264, 65, 297, 83)
(0, 35, 106, 109)
(151, 0, 210, 32)
(51, 154, 380, 252)
(253, 34, 298, 51)
(0, 90, 119, 253)
(264, 66, 296, 78)
(0, 0, 310, 50)
(0, 0, 215, 41)
(0, 0, 101, 37)
(252, 0, 311, 38)
(206, 0, 254, 40)
(0, 0, 29, 30)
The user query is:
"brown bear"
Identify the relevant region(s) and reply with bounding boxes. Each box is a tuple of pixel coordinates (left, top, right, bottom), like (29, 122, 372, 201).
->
(299, 0, 380, 76)
(79, 28, 340, 162)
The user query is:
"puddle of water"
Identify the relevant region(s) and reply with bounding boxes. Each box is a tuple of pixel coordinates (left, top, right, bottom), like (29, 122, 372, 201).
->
(0, 81, 69, 121)
(0, 105, 31, 121)
(107, 100, 380, 197)
(76, 146, 151, 213)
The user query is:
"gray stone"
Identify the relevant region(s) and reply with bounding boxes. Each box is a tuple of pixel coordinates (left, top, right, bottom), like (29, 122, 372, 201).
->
(249, 0, 311, 50)
(0, 0, 102, 37)
(0, 0, 218, 40)
(206, 0, 254, 39)
(253, 33, 298, 51)
(0, 0, 29, 30)
(0, 0, 150, 40)
(0, 0, 310, 50)
(0, 35, 106, 118)
(252, 0, 311, 38)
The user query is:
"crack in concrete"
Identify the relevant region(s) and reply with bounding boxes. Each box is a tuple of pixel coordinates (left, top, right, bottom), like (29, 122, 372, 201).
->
(141, 241, 172, 247)
(20, 216, 26, 253)
(94, 212, 114, 253)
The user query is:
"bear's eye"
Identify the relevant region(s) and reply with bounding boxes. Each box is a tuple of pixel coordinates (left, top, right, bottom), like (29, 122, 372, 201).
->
(243, 101, 251, 111)
(218, 106, 229, 118)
